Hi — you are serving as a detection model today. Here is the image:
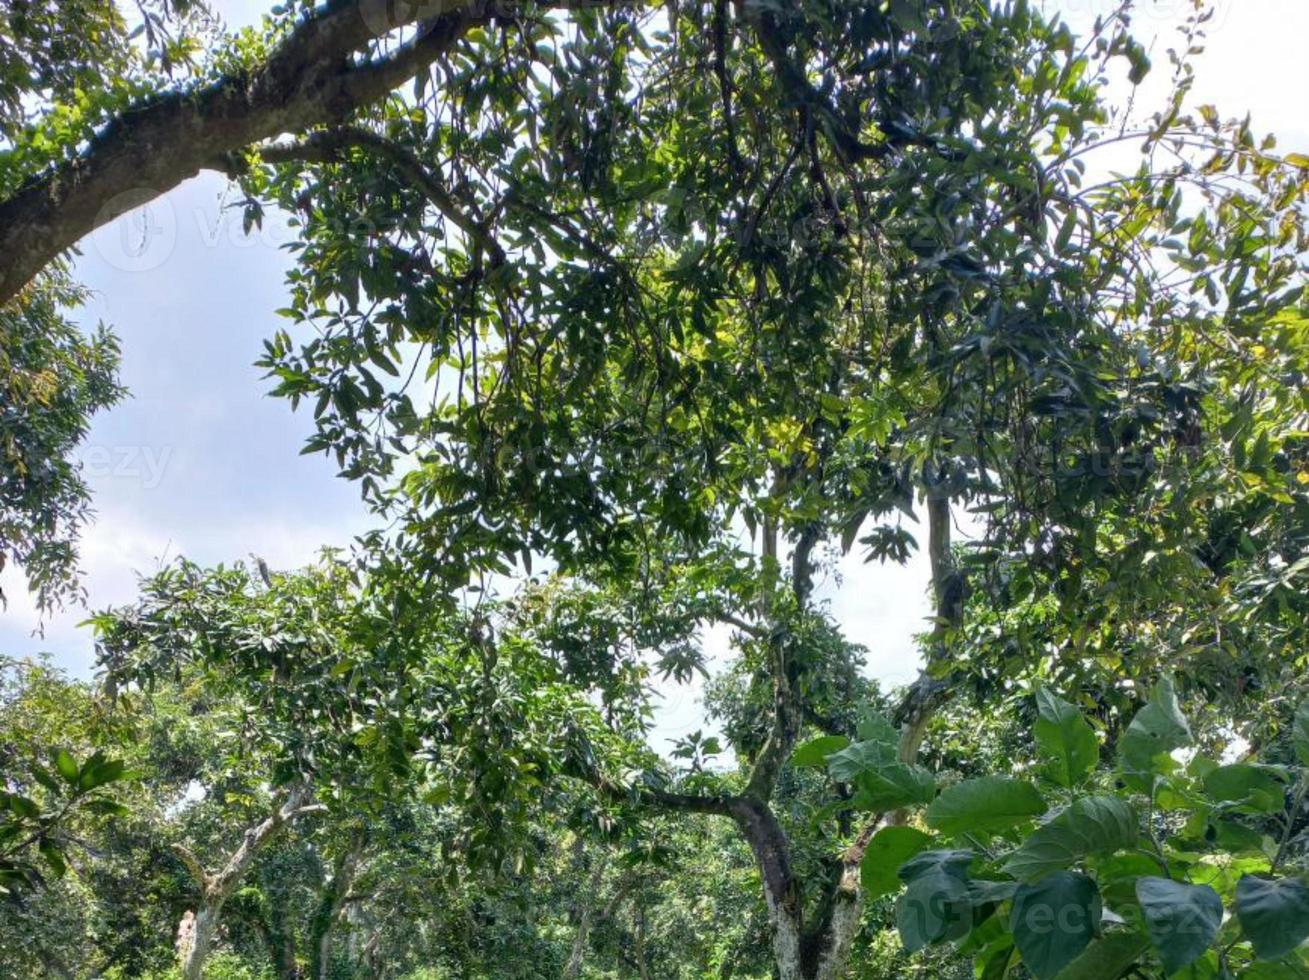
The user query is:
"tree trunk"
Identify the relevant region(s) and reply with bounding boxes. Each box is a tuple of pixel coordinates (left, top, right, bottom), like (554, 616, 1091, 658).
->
(562, 857, 608, 979)
(309, 845, 362, 980)
(177, 905, 220, 980)
(736, 500, 963, 980)
(172, 784, 320, 979)
(634, 901, 650, 980)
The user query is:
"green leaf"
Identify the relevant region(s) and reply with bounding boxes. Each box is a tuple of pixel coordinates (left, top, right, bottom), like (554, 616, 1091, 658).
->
(1004, 796, 1138, 881)
(37, 839, 67, 879)
(1203, 764, 1290, 814)
(1293, 699, 1309, 767)
(887, 0, 925, 34)
(926, 776, 1046, 837)
(899, 849, 976, 884)
(1135, 876, 1223, 974)
(829, 727, 934, 810)
(6, 795, 40, 820)
(1236, 875, 1309, 960)
(1011, 871, 1102, 979)
(1034, 689, 1099, 787)
(827, 737, 896, 783)
(77, 757, 126, 792)
(1054, 211, 1077, 255)
(1120, 678, 1192, 791)
(855, 710, 900, 747)
(791, 735, 850, 769)
(861, 826, 933, 900)
(1050, 930, 1151, 980)
(853, 762, 937, 811)
(970, 879, 1020, 906)
(52, 748, 79, 784)
(896, 850, 974, 953)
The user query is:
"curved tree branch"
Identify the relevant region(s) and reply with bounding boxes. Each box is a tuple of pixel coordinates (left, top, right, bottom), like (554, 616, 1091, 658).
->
(0, 0, 626, 306)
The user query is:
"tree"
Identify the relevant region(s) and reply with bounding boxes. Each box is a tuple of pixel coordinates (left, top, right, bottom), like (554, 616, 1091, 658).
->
(243, 0, 1305, 974)
(0, 658, 132, 896)
(93, 555, 642, 975)
(4, 0, 1309, 977)
(0, 273, 122, 610)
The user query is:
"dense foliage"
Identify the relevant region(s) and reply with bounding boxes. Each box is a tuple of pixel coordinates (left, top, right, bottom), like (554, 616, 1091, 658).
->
(2, 0, 1309, 977)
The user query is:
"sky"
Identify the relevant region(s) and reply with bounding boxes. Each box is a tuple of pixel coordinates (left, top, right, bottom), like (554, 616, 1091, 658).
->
(1, 0, 1306, 749)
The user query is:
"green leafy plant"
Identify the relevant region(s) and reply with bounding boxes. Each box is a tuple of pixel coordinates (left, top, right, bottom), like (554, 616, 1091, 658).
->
(0, 746, 129, 892)
(864, 684, 1309, 977)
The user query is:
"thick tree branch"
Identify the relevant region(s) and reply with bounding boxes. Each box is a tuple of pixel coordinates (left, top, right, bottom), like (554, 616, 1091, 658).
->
(171, 842, 210, 888)
(743, 524, 819, 802)
(210, 782, 320, 899)
(583, 766, 737, 818)
(748, 16, 887, 167)
(0, 0, 626, 306)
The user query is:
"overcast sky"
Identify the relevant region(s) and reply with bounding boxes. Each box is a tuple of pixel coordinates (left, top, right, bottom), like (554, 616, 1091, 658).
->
(2, 0, 1305, 748)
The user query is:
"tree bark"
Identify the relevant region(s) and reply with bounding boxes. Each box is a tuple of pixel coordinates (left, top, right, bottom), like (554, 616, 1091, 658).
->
(173, 783, 322, 980)
(309, 845, 362, 980)
(742, 497, 963, 980)
(634, 900, 650, 980)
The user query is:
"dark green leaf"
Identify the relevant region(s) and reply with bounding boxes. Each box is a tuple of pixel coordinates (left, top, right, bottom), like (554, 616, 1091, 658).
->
(1050, 930, 1151, 980)
(897, 854, 973, 953)
(1011, 871, 1101, 979)
(1135, 876, 1223, 974)
(853, 762, 936, 811)
(1120, 678, 1192, 791)
(1293, 700, 1309, 767)
(861, 826, 933, 900)
(1004, 796, 1138, 881)
(1034, 689, 1098, 788)
(1236, 875, 1309, 960)
(926, 776, 1045, 837)
(792, 735, 850, 769)
(827, 737, 896, 783)
(1203, 765, 1290, 814)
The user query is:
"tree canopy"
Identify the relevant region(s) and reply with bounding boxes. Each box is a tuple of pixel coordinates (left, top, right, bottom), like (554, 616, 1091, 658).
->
(2, 0, 1309, 977)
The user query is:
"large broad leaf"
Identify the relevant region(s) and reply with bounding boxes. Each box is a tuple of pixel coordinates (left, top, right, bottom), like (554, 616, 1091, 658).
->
(1135, 876, 1223, 974)
(1202, 764, 1290, 815)
(854, 762, 936, 811)
(861, 826, 933, 900)
(831, 732, 936, 811)
(856, 710, 900, 746)
(791, 735, 850, 769)
(896, 850, 974, 953)
(1119, 678, 1192, 791)
(1294, 699, 1309, 767)
(1236, 875, 1309, 960)
(926, 776, 1045, 837)
(898, 848, 975, 884)
(1034, 689, 1099, 788)
(827, 737, 897, 783)
(1011, 871, 1102, 979)
(1004, 796, 1138, 881)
